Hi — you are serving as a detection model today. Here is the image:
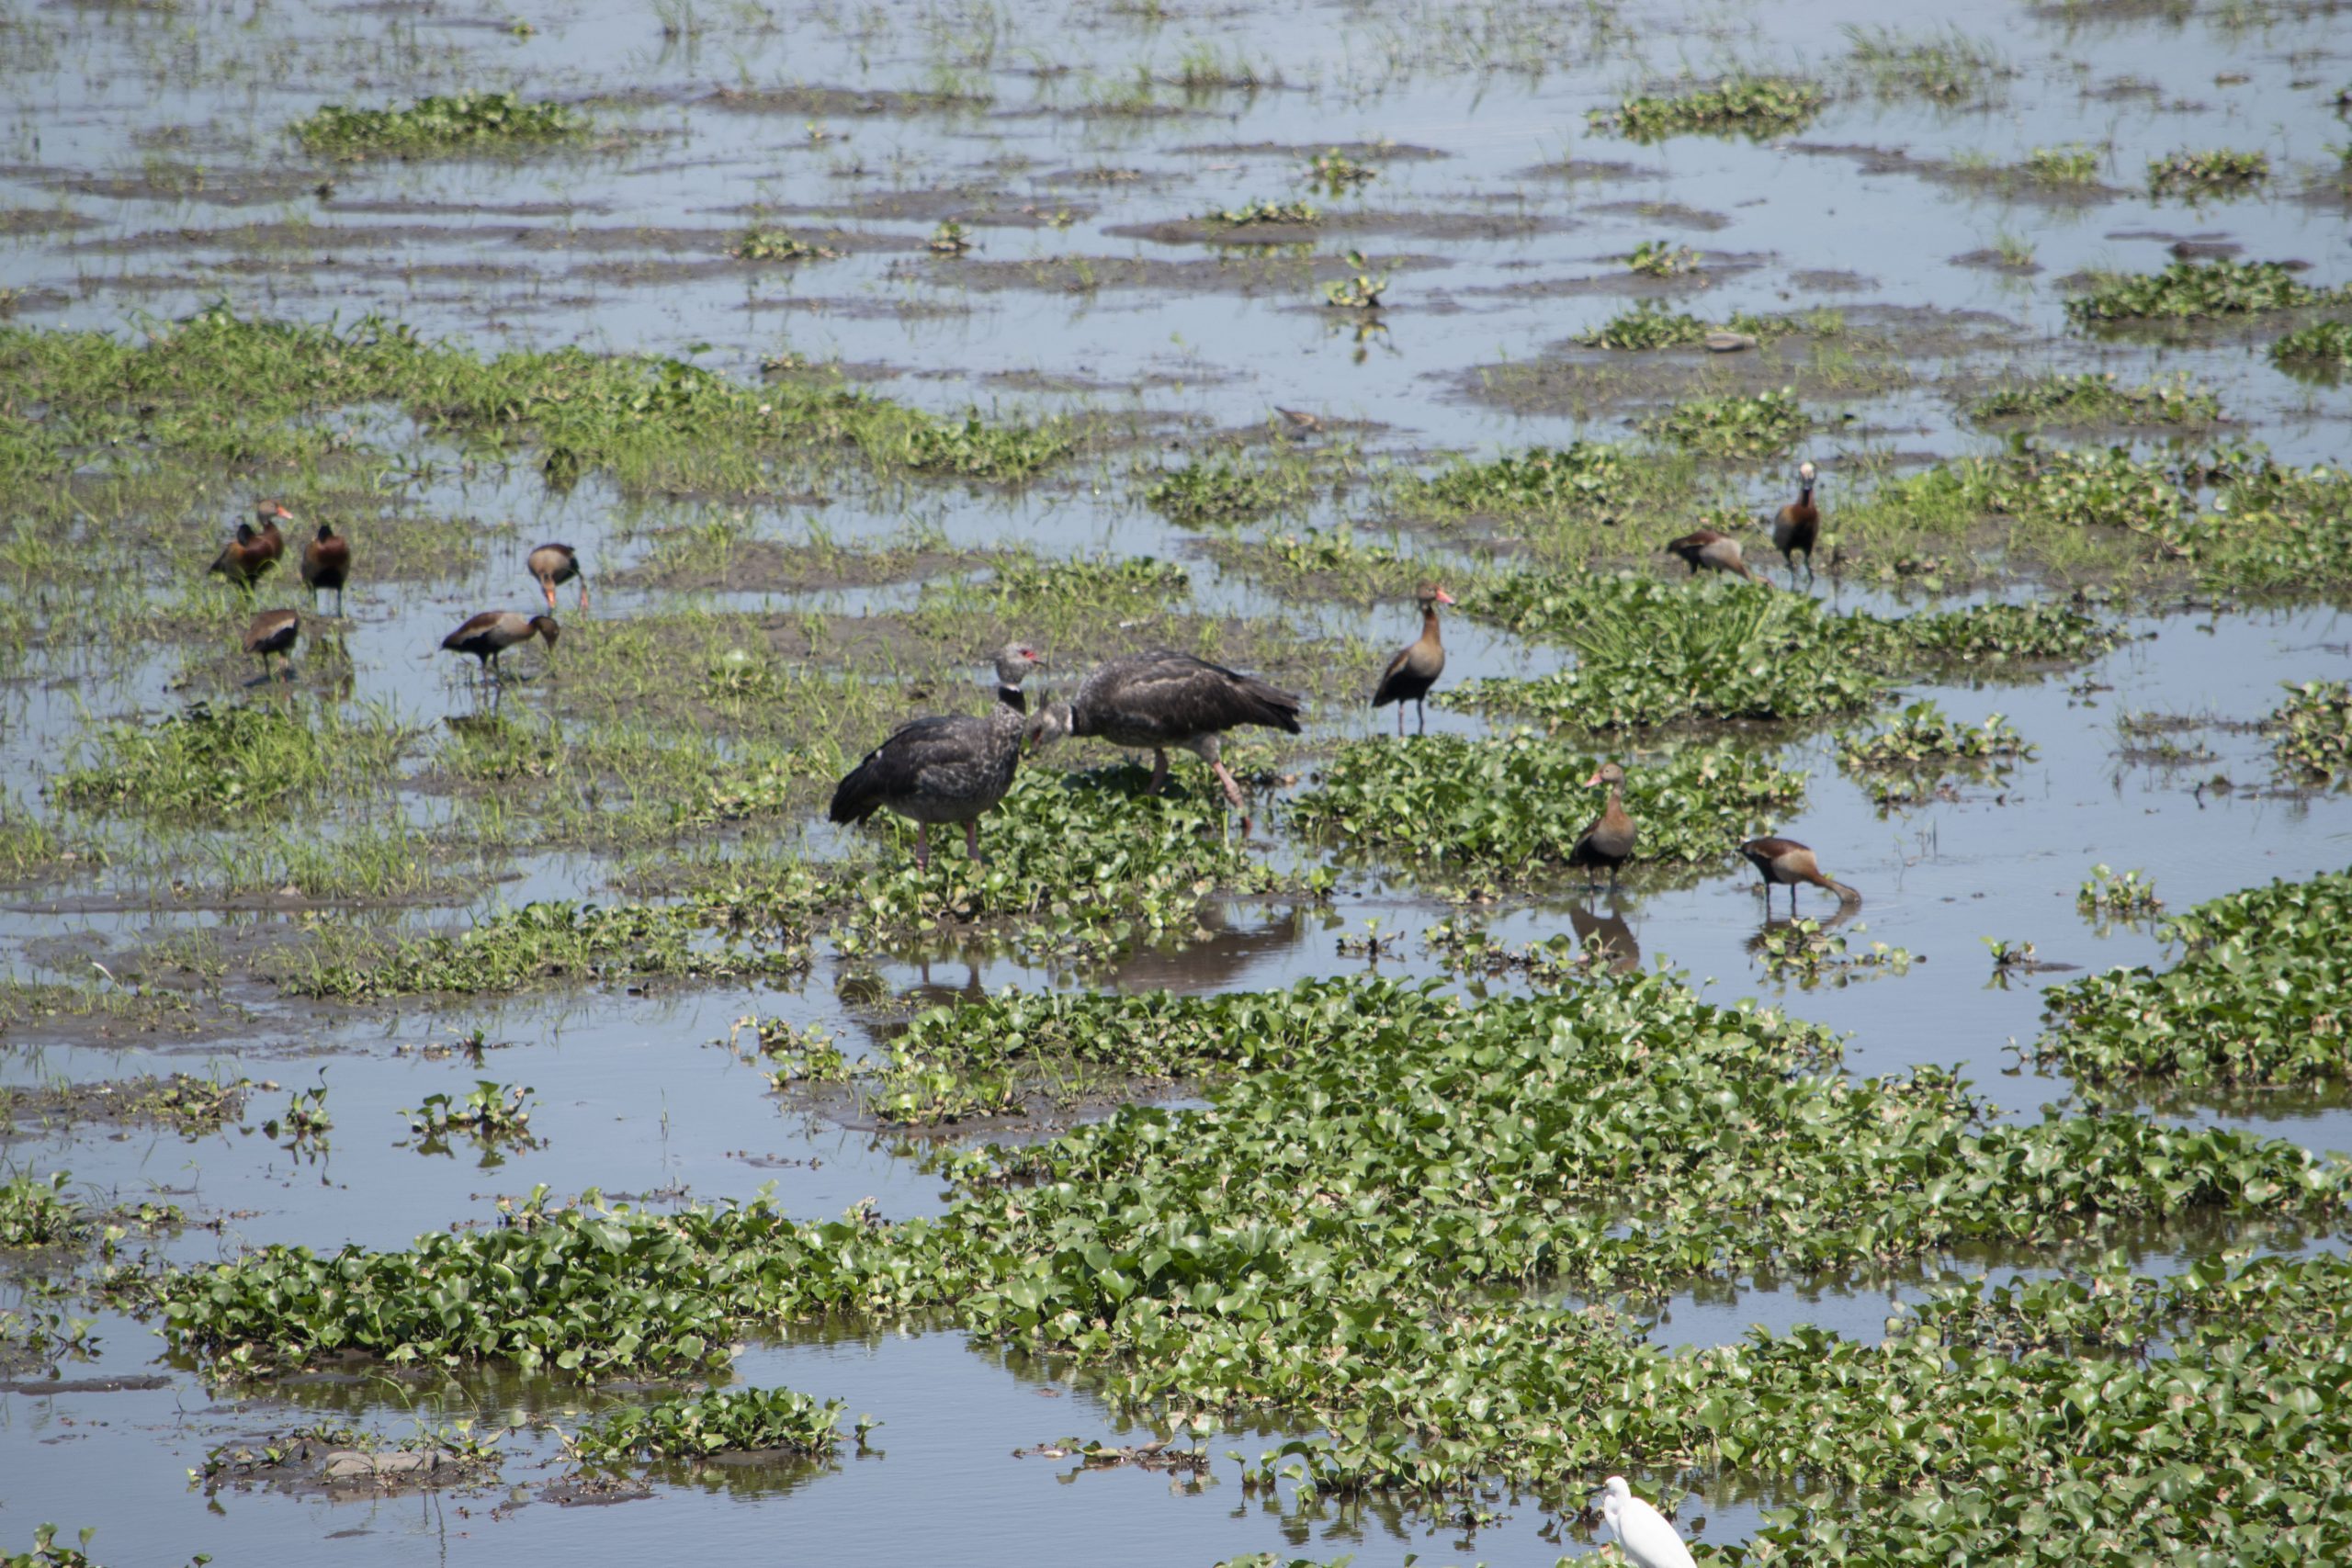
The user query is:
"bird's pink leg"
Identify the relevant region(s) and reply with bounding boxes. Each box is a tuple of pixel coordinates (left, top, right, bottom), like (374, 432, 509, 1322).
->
(1212, 760, 1247, 811)
(1147, 749, 1169, 794)
(915, 824, 931, 871)
(964, 820, 980, 862)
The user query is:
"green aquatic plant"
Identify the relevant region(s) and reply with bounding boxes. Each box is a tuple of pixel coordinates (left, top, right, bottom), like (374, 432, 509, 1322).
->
(1204, 198, 1319, 226)
(0, 1172, 86, 1248)
(55, 702, 413, 819)
(1321, 249, 1389, 309)
(1753, 918, 1912, 987)
(2065, 259, 2346, 326)
(2077, 864, 2165, 920)
(5, 1525, 107, 1568)
(1574, 300, 1792, 351)
(2264, 679, 2352, 780)
(727, 229, 841, 263)
(1407, 441, 1630, 516)
(570, 1386, 844, 1464)
(1305, 148, 1378, 195)
(1624, 238, 1700, 277)
(1967, 372, 2222, 428)
(2038, 868, 2352, 1088)
(292, 92, 588, 158)
(1290, 732, 1805, 881)
(1143, 458, 1299, 524)
(2019, 143, 2102, 185)
(1642, 388, 1811, 457)
(1842, 25, 2007, 103)
(1589, 75, 1826, 141)
(2270, 318, 2352, 378)
(2145, 147, 2268, 199)
(1838, 701, 2033, 770)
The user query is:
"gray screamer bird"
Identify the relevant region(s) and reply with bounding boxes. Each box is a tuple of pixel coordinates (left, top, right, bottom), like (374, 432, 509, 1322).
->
(1037, 649, 1303, 812)
(831, 693, 1067, 871)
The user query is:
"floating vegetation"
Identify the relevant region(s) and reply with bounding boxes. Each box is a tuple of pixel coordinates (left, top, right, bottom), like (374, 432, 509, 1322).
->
(727, 229, 842, 263)
(1204, 198, 1319, 226)
(2064, 259, 2346, 326)
(1838, 701, 2034, 770)
(2145, 147, 2268, 199)
(1574, 300, 1792, 351)
(401, 1081, 538, 1150)
(1642, 388, 1812, 457)
(570, 1386, 844, 1464)
(55, 703, 413, 820)
(1321, 249, 1389, 309)
(927, 220, 973, 255)
(1753, 918, 1913, 987)
(1405, 441, 1629, 516)
(1624, 238, 1700, 277)
(1589, 75, 1826, 141)
(2264, 679, 2352, 780)
(1143, 458, 1303, 524)
(2019, 143, 2102, 184)
(1305, 148, 1378, 195)
(2269, 318, 2352, 378)
(2078, 864, 2164, 919)
(1, 1073, 246, 1135)
(291, 92, 588, 158)
(2039, 868, 2352, 1087)
(1966, 372, 2222, 428)
(1290, 732, 1806, 883)
(0, 1171, 85, 1248)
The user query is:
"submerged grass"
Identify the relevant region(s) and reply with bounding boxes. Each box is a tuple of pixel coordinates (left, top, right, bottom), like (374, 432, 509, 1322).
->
(1966, 372, 2222, 428)
(55, 701, 414, 819)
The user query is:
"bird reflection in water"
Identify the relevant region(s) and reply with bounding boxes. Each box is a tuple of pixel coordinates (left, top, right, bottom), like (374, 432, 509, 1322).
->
(1742, 899, 1861, 961)
(1567, 898, 1641, 975)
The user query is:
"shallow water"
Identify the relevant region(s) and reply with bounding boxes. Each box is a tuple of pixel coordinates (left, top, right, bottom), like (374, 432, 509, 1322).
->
(6, 0, 2352, 1562)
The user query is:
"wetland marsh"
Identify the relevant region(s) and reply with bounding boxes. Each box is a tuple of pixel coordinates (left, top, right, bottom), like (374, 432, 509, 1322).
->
(3, 0, 2352, 1563)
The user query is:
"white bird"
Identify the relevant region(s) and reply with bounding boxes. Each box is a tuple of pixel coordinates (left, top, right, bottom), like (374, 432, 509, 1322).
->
(1595, 1475, 1697, 1568)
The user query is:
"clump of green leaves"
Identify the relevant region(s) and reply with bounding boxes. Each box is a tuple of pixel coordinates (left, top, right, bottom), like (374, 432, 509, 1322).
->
(2270, 319, 2352, 378)
(1144, 458, 1298, 524)
(1754, 918, 1912, 987)
(571, 1386, 844, 1464)
(293, 92, 588, 158)
(1407, 442, 1629, 516)
(0, 1172, 86, 1248)
(1625, 238, 1699, 277)
(2264, 680, 2352, 780)
(1589, 75, 1826, 141)
(1322, 249, 1388, 309)
(2146, 148, 2268, 199)
(927, 220, 973, 255)
(264, 1084, 333, 1145)
(1290, 733, 1806, 883)
(1642, 388, 1811, 457)
(2078, 864, 2164, 920)
(1838, 701, 2033, 769)
(2020, 143, 2102, 184)
(5, 1525, 106, 1568)
(1205, 198, 1319, 226)
(2039, 868, 2352, 1087)
(1575, 300, 1790, 350)
(1967, 372, 2221, 428)
(728, 230, 841, 263)
(401, 1081, 541, 1155)
(1306, 148, 1378, 195)
(2065, 259, 2346, 326)
(56, 703, 410, 819)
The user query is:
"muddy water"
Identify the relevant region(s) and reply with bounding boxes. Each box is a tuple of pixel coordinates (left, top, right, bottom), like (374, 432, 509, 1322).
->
(6, 0, 2352, 1562)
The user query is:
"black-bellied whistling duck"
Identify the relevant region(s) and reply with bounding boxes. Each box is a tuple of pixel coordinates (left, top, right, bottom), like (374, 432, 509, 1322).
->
(830, 701, 1067, 870)
(993, 642, 1046, 713)
(1768, 459, 1819, 583)
(243, 608, 299, 682)
(528, 543, 588, 613)
(209, 502, 290, 588)
(1372, 583, 1454, 737)
(1042, 649, 1304, 811)
(301, 523, 351, 615)
(441, 611, 560, 682)
(1568, 761, 1637, 889)
(1665, 528, 1761, 583)
(1738, 835, 1860, 916)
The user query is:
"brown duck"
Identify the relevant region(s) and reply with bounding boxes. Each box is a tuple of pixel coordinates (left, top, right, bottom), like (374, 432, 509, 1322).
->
(209, 501, 290, 588)
(1372, 583, 1454, 736)
(1768, 460, 1819, 583)
(301, 523, 351, 615)
(528, 543, 588, 613)
(1568, 761, 1637, 889)
(243, 608, 300, 682)
(442, 611, 560, 682)
(1738, 835, 1860, 916)
(1665, 527, 1760, 583)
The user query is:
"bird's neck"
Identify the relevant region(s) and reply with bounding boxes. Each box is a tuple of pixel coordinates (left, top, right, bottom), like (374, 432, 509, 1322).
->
(1420, 606, 1442, 640)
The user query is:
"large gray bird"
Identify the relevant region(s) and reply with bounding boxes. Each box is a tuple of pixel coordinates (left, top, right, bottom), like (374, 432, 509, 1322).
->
(830, 702, 1066, 870)
(1040, 649, 1303, 810)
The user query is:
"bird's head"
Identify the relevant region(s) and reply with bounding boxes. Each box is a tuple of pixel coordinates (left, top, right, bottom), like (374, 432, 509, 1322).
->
(531, 615, 561, 648)
(256, 501, 291, 526)
(1026, 699, 1072, 757)
(1592, 1475, 1632, 1510)
(1417, 582, 1455, 608)
(316, 522, 337, 540)
(1797, 458, 1817, 490)
(995, 642, 1046, 686)
(1583, 761, 1624, 789)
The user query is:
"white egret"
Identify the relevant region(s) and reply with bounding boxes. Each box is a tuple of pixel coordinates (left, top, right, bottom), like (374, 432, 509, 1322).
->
(1594, 1474, 1697, 1568)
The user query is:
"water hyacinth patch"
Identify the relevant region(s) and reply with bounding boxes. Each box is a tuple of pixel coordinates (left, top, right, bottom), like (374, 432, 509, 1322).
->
(1403, 441, 1630, 517)
(1589, 75, 1826, 141)
(1575, 300, 1792, 351)
(1966, 371, 2222, 428)
(1204, 198, 1319, 226)
(2077, 863, 2164, 919)
(2064, 259, 2346, 326)
(1837, 700, 2033, 770)
(292, 92, 589, 158)
(2144, 147, 2268, 199)
(1751, 917, 1912, 987)
(2265, 680, 2352, 780)
(569, 1386, 845, 1464)
(2038, 868, 2352, 1088)
(2270, 318, 2352, 378)
(0, 1171, 86, 1248)
(1142, 458, 1303, 524)
(1290, 732, 1805, 883)
(1642, 388, 1812, 457)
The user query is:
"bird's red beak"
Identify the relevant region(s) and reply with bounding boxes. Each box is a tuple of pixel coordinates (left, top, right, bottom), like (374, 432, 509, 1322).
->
(1582, 770, 1605, 787)
(1434, 587, 1456, 605)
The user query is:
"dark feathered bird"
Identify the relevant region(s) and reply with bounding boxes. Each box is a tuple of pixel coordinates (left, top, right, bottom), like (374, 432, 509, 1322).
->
(301, 523, 351, 615)
(992, 641, 1046, 714)
(1372, 583, 1453, 737)
(243, 608, 300, 682)
(1568, 761, 1637, 889)
(1665, 528, 1760, 583)
(1738, 835, 1860, 916)
(441, 611, 560, 681)
(528, 543, 588, 613)
(209, 501, 290, 588)
(1766, 460, 1819, 584)
(830, 702, 1066, 870)
(1044, 649, 1303, 810)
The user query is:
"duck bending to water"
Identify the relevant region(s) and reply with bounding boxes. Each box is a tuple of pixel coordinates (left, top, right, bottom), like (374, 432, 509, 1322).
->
(1568, 761, 1637, 889)
(1046, 649, 1303, 810)
(1372, 583, 1454, 736)
(1665, 527, 1761, 583)
(441, 611, 560, 681)
(1738, 834, 1860, 916)
(1766, 459, 1818, 584)
(528, 543, 588, 613)
(830, 700, 1066, 870)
